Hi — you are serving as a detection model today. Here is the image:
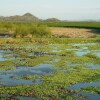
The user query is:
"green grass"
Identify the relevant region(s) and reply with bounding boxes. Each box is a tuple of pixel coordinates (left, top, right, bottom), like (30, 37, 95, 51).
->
(0, 60, 16, 70)
(0, 22, 51, 38)
(82, 87, 100, 95)
(0, 38, 100, 45)
(45, 22, 100, 29)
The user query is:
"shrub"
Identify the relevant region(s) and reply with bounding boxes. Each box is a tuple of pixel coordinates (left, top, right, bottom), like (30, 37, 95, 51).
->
(14, 24, 51, 38)
(31, 24, 51, 37)
(14, 25, 29, 38)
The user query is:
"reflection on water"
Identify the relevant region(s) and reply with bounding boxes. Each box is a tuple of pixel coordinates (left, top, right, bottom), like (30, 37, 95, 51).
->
(85, 63, 100, 69)
(0, 50, 17, 61)
(0, 43, 100, 99)
(67, 62, 100, 69)
(72, 43, 96, 46)
(68, 43, 100, 57)
(68, 81, 100, 90)
(68, 81, 100, 100)
(0, 50, 6, 61)
(73, 92, 100, 100)
(0, 94, 39, 100)
(76, 50, 90, 56)
(0, 64, 55, 86)
(94, 52, 100, 57)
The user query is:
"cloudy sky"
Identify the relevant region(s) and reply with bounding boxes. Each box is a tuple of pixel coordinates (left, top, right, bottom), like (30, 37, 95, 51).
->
(0, 0, 100, 20)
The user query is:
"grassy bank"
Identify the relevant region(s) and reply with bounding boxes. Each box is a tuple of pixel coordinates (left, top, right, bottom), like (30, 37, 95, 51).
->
(0, 22, 100, 38)
(0, 37, 100, 45)
(45, 22, 100, 29)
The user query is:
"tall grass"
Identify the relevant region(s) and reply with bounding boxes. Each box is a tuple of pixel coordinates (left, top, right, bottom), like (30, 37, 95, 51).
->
(0, 22, 51, 38)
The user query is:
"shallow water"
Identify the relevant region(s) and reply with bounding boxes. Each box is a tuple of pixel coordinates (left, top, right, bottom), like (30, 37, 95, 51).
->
(85, 63, 100, 69)
(0, 94, 39, 100)
(0, 43, 100, 99)
(68, 81, 100, 100)
(0, 64, 55, 86)
(0, 50, 17, 61)
(52, 49, 62, 52)
(76, 50, 90, 56)
(68, 81, 100, 90)
(0, 53, 5, 61)
(67, 62, 100, 70)
(68, 43, 100, 57)
(0, 50, 6, 61)
(73, 92, 100, 100)
(72, 43, 96, 47)
(94, 52, 100, 57)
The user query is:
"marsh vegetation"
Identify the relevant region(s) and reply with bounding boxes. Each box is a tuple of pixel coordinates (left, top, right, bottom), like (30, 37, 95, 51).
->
(0, 37, 100, 100)
(0, 22, 51, 38)
(0, 22, 100, 38)
(0, 21, 100, 99)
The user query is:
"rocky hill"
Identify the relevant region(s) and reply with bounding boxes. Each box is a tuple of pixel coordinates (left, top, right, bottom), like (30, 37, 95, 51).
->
(44, 18, 61, 22)
(0, 13, 40, 22)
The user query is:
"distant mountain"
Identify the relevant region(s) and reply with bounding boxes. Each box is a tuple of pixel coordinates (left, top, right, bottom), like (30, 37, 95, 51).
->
(44, 18, 61, 22)
(23, 13, 34, 17)
(0, 13, 40, 22)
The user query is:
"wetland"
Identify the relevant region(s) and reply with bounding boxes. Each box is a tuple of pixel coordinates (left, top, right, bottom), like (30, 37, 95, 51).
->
(0, 38, 100, 100)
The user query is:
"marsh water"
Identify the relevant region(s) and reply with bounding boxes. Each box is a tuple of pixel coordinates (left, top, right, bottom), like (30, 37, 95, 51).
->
(0, 64, 54, 86)
(0, 42, 100, 100)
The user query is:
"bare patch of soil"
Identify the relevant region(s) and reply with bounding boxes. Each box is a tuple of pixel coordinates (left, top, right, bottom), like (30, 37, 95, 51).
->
(50, 27, 100, 38)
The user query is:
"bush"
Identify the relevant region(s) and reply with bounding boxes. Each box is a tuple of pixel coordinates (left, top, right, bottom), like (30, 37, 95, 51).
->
(14, 24, 51, 38)
(0, 22, 51, 38)
(31, 24, 51, 37)
(14, 25, 29, 38)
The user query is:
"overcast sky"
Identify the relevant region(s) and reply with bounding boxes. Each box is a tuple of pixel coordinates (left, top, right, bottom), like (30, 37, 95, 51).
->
(0, 0, 100, 20)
